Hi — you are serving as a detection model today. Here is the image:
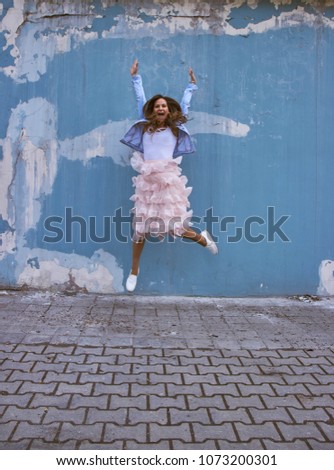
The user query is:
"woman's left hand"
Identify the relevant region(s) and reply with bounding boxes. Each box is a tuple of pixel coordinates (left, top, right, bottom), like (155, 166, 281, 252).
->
(189, 67, 197, 84)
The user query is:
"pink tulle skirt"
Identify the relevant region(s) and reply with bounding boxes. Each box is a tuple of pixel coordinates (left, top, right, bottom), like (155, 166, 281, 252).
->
(130, 151, 193, 241)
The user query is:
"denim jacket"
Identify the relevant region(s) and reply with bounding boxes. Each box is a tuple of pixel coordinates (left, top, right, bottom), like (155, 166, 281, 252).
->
(120, 75, 198, 157)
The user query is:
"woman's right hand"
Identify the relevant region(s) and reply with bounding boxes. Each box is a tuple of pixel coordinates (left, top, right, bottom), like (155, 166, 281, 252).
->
(130, 59, 139, 76)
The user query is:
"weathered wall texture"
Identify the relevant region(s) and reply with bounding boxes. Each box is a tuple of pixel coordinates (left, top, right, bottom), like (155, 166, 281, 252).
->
(0, 0, 333, 296)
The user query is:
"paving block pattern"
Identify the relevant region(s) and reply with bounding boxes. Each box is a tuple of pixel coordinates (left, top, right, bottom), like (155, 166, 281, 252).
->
(0, 291, 334, 449)
(1, 343, 334, 449)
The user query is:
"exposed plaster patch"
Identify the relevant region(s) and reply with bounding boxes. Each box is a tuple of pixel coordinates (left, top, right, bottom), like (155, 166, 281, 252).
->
(17, 248, 124, 293)
(0, 0, 96, 82)
(318, 260, 334, 295)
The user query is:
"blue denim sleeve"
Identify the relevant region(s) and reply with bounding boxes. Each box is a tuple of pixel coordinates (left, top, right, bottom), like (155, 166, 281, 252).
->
(132, 74, 147, 119)
(180, 82, 198, 116)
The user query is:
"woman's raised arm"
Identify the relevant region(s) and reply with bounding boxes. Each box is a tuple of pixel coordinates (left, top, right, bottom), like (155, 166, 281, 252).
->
(130, 59, 147, 119)
(180, 67, 198, 117)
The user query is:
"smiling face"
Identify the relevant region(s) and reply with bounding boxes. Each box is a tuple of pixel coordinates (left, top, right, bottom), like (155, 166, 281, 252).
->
(153, 98, 169, 122)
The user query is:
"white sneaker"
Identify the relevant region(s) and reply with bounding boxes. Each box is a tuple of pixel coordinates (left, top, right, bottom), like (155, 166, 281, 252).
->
(126, 270, 139, 292)
(201, 230, 218, 255)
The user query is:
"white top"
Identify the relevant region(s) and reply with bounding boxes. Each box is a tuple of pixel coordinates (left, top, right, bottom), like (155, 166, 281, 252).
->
(143, 127, 177, 161)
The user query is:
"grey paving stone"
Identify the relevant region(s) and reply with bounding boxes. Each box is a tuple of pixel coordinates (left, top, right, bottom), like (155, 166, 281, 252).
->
(30, 393, 71, 409)
(131, 384, 165, 396)
(306, 383, 334, 394)
(125, 440, 170, 449)
(170, 408, 211, 425)
(128, 408, 167, 425)
(114, 372, 148, 385)
(45, 345, 75, 355)
(192, 423, 236, 442)
(43, 408, 86, 425)
(80, 441, 124, 449)
(202, 383, 239, 396)
(287, 407, 330, 424)
(183, 373, 217, 385)
(249, 407, 292, 424)
(69, 395, 109, 410)
(93, 383, 129, 396)
(317, 422, 334, 441)
(110, 395, 147, 410)
(59, 423, 103, 443)
(33, 362, 67, 373)
(187, 395, 227, 410)
(18, 382, 57, 394)
(167, 383, 202, 397)
(31, 439, 78, 450)
(210, 408, 252, 424)
(12, 422, 60, 441)
(86, 408, 127, 425)
(2, 406, 45, 424)
(0, 421, 16, 440)
(1, 360, 35, 372)
(312, 373, 334, 384)
(132, 364, 164, 374)
(225, 395, 266, 410)
(261, 395, 304, 409)
(56, 383, 93, 396)
(149, 423, 191, 442)
(277, 422, 326, 441)
(236, 422, 281, 441)
(263, 439, 309, 450)
(217, 439, 264, 450)
(0, 351, 25, 361)
(306, 439, 334, 450)
(117, 355, 148, 365)
(104, 423, 146, 443)
(150, 372, 182, 384)
(149, 395, 186, 410)
(55, 354, 86, 364)
(44, 372, 79, 384)
(173, 440, 218, 449)
(180, 356, 210, 365)
(80, 372, 114, 384)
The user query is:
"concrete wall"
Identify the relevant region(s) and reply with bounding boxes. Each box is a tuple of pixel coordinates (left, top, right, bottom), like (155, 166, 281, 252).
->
(0, 0, 333, 296)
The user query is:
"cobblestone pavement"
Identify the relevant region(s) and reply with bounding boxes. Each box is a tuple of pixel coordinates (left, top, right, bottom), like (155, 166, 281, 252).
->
(0, 290, 334, 450)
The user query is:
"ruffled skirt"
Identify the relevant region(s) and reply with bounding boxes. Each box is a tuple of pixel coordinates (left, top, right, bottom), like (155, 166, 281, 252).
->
(130, 151, 193, 241)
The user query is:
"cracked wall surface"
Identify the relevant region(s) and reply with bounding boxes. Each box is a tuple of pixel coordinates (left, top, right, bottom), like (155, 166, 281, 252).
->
(0, 0, 333, 295)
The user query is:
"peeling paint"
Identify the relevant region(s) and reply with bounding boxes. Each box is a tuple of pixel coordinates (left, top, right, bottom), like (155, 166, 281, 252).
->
(1, 1, 334, 83)
(17, 248, 124, 293)
(0, 98, 58, 239)
(318, 260, 334, 295)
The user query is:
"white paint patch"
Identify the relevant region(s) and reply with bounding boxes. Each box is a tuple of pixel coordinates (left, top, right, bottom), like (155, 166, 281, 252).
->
(318, 260, 334, 296)
(1, 98, 58, 235)
(59, 120, 134, 167)
(17, 248, 124, 293)
(188, 111, 250, 138)
(58, 112, 250, 168)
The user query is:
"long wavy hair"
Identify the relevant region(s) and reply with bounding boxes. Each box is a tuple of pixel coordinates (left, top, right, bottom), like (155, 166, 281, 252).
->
(142, 95, 187, 137)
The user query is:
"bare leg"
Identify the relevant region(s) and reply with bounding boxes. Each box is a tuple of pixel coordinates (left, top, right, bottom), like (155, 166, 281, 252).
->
(182, 229, 207, 246)
(131, 238, 145, 275)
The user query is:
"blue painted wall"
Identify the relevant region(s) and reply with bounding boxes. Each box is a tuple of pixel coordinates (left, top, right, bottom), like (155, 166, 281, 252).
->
(0, 0, 333, 296)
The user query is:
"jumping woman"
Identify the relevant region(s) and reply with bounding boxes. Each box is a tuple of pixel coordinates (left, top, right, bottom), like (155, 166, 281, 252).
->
(121, 59, 218, 292)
